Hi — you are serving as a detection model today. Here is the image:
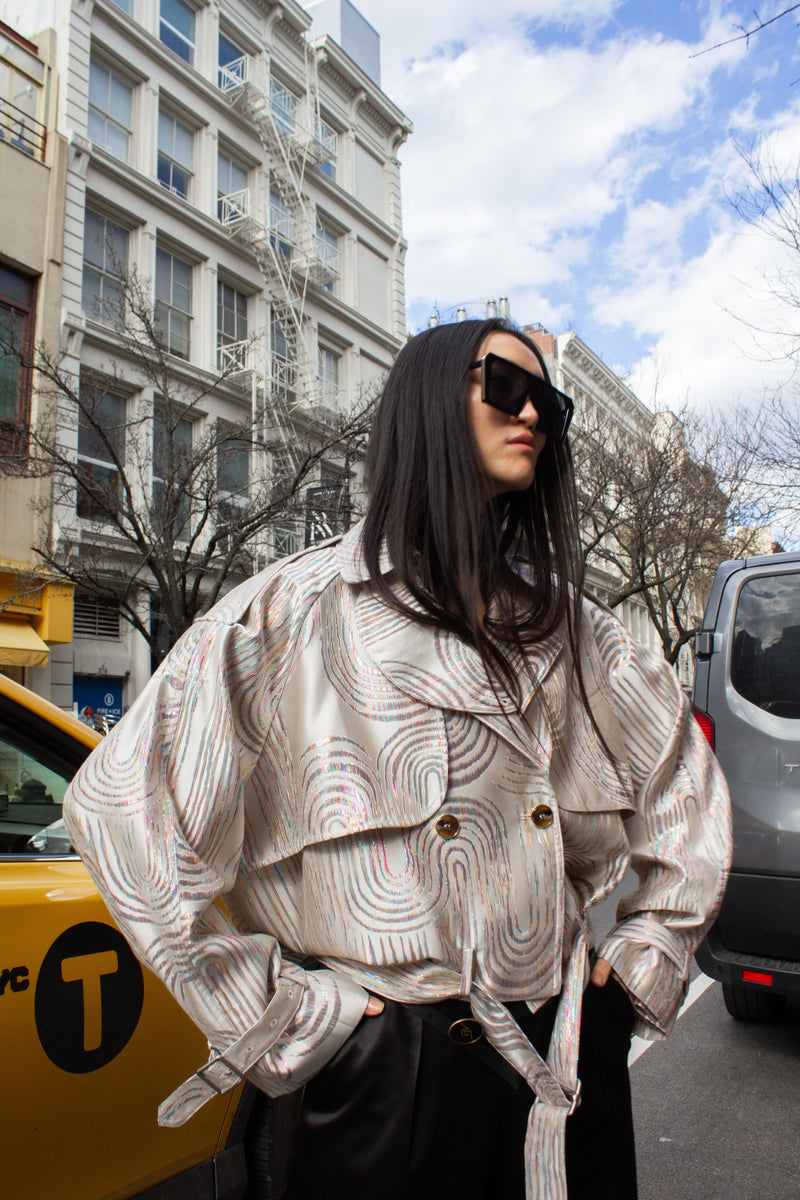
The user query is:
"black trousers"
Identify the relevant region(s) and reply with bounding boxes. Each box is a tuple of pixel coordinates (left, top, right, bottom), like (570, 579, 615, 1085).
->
(282, 978, 637, 1200)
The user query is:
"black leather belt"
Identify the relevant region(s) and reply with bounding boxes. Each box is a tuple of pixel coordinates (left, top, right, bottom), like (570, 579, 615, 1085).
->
(408, 999, 537, 1089)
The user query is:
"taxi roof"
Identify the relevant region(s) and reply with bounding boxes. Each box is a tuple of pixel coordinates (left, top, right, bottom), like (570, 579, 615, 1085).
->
(0, 673, 101, 752)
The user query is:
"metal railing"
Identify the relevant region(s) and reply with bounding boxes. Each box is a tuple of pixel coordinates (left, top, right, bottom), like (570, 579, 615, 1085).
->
(218, 188, 251, 227)
(217, 339, 250, 374)
(0, 98, 46, 161)
(218, 54, 249, 95)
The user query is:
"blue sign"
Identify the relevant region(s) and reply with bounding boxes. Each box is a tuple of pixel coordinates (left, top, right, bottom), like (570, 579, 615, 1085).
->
(73, 675, 123, 724)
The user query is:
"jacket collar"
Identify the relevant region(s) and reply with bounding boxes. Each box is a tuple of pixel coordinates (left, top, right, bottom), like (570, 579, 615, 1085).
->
(337, 520, 563, 717)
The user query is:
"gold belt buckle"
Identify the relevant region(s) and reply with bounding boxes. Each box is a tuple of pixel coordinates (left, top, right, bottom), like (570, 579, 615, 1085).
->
(448, 1017, 484, 1045)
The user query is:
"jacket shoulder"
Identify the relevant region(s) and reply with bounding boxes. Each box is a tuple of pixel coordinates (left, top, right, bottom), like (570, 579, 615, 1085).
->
(201, 539, 344, 629)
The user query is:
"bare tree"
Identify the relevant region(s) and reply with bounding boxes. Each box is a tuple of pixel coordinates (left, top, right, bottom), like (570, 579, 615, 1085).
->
(573, 404, 771, 664)
(0, 265, 378, 665)
(691, 5, 800, 59)
(722, 141, 800, 539)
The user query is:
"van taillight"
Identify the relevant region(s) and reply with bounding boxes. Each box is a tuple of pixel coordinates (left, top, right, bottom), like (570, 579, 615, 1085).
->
(693, 706, 715, 750)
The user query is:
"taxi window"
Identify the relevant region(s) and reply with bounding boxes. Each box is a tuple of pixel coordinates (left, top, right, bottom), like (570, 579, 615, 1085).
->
(0, 720, 74, 854)
(731, 573, 800, 719)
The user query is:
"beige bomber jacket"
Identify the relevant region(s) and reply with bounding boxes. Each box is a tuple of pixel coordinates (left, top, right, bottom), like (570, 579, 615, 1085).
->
(64, 522, 731, 1197)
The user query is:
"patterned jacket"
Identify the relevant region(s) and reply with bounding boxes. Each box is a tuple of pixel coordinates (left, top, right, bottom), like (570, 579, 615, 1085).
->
(64, 522, 731, 1198)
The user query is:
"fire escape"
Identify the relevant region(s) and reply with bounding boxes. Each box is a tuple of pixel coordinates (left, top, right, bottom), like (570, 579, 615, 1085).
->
(216, 46, 340, 444)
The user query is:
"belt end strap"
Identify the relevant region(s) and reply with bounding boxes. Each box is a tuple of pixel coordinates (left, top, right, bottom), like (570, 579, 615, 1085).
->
(158, 976, 304, 1127)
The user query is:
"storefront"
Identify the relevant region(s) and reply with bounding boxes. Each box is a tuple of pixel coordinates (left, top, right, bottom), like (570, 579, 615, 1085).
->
(0, 562, 73, 687)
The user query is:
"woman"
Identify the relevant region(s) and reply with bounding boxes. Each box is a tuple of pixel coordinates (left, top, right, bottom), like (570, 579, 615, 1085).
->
(64, 319, 731, 1200)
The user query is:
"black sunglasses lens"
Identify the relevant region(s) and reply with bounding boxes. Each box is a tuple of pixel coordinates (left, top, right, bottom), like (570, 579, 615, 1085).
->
(484, 358, 529, 416)
(484, 356, 571, 439)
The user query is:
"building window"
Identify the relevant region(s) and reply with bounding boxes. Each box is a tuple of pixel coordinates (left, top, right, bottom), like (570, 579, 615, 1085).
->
(317, 346, 340, 408)
(74, 595, 121, 639)
(160, 0, 195, 65)
(218, 32, 246, 90)
(152, 408, 192, 539)
(109, 0, 133, 13)
(155, 248, 192, 360)
(0, 265, 35, 451)
(158, 108, 193, 200)
(217, 282, 248, 372)
(87, 58, 132, 161)
(269, 190, 293, 259)
(0, 50, 45, 160)
(273, 525, 299, 559)
(82, 209, 128, 324)
(270, 78, 295, 136)
(315, 221, 339, 292)
(271, 314, 296, 399)
(316, 118, 337, 180)
(217, 149, 248, 223)
(217, 422, 249, 549)
(76, 390, 126, 522)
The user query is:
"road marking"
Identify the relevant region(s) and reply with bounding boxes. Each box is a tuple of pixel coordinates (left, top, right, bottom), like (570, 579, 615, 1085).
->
(628, 973, 715, 1065)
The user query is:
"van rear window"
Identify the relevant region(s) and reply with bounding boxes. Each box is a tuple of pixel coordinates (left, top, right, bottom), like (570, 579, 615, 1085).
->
(731, 574, 800, 718)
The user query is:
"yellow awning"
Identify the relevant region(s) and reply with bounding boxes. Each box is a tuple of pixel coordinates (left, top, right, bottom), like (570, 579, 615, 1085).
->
(0, 617, 49, 667)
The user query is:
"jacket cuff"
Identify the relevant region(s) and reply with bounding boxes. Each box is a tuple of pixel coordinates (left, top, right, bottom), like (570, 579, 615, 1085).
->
(159, 967, 369, 1126)
(596, 929, 689, 1039)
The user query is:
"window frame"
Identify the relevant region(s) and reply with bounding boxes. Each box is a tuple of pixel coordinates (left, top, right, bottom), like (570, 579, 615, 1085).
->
(157, 106, 194, 201)
(87, 56, 133, 162)
(76, 388, 127, 523)
(159, 0, 196, 66)
(218, 31, 247, 91)
(217, 280, 248, 372)
(315, 117, 338, 181)
(216, 420, 250, 550)
(0, 265, 36, 455)
(315, 219, 339, 293)
(317, 344, 340, 408)
(155, 246, 192, 360)
(217, 147, 249, 223)
(152, 406, 193, 541)
(269, 78, 296, 136)
(269, 189, 294, 259)
(81, 208, 129, 326)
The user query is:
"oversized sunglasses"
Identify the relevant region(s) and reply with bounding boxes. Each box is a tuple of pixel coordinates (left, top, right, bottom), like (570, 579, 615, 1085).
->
(469, 353, 574, 442)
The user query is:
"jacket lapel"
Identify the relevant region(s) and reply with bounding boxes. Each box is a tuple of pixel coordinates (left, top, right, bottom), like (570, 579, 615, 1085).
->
(336, 523, 563, 764)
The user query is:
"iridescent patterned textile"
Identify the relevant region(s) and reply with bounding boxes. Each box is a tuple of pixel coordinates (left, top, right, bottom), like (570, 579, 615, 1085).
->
(64, 521, 731, 1199)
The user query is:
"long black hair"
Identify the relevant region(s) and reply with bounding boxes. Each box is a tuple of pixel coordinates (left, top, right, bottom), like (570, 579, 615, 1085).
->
(362, 318, 586, 708)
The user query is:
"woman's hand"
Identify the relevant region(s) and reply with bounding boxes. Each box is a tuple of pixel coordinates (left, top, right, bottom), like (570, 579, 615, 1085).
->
(590, 957, 613, 987)
(365, 995, 385, 1016)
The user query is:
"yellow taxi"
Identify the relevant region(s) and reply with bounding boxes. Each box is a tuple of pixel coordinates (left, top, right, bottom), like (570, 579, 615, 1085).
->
(0, 673, 257, 1199)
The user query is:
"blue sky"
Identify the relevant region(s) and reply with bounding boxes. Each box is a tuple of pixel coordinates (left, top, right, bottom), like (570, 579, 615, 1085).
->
(355, 1, 800, 411)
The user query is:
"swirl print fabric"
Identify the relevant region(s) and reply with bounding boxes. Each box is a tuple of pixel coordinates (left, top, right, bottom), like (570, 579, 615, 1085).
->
(64, 521, 731, 1199)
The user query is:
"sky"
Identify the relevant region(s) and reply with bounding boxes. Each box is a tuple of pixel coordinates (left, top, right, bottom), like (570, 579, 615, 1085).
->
(352, 0, 800, 413)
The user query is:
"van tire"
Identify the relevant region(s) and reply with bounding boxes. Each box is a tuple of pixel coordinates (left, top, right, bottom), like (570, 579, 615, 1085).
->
(722, 982, 786, 1022)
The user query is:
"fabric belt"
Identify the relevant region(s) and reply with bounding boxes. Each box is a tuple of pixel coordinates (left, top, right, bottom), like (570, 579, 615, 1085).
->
(408, 998, 558, 1090)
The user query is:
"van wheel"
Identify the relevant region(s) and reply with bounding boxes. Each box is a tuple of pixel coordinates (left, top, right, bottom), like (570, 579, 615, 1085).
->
(722, 983, 787, 1022)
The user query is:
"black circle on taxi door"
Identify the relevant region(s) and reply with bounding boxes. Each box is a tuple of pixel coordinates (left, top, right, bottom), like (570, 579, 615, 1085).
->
(34, 921, 144, 1073)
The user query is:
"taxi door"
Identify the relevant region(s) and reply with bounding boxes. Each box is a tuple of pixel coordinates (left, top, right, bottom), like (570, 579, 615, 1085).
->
(0, 681, 244, 1199)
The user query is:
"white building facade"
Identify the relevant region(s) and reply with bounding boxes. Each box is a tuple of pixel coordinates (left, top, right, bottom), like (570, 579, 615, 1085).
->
(527, 325, 701, 685)
(5, 0, 411, 713)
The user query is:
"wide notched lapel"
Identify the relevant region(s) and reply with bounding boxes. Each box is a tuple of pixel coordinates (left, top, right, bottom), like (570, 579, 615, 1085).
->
(336, 520, 564, 765)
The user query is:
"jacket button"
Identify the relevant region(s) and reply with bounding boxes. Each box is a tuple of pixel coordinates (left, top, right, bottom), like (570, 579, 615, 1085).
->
(435, 814, 460, 839)
(531, 804, 554, 829)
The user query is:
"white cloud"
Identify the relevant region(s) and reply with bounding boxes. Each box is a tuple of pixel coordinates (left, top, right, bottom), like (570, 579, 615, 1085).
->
(353, 0, 800, 411)
(353, 0, 624, 91)
(393, 23, 743, 333)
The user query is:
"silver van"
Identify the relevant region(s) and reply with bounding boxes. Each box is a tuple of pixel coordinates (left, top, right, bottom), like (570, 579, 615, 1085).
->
(693, 551, 800, 1020)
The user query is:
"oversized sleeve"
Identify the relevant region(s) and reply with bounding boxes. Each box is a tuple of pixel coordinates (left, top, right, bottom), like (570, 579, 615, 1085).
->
(63, 570, 369, 1126)
(590, 605, 732, 1039)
